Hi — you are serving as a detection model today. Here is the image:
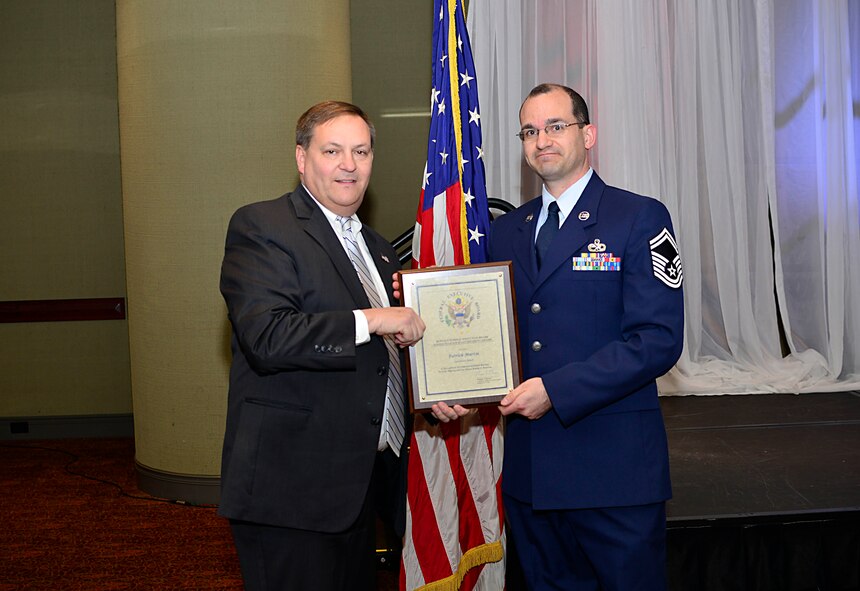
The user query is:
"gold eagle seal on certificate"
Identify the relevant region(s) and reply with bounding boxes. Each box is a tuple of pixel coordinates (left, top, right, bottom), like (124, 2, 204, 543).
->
(439, 292, 480, 328)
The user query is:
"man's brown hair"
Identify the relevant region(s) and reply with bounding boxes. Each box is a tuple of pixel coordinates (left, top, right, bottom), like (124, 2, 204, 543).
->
(295, 101, 376, 149)
(521, 83, 590, 125)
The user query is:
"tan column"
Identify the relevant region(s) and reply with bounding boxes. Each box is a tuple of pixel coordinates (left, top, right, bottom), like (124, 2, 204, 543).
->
(116, 1, 352, 503)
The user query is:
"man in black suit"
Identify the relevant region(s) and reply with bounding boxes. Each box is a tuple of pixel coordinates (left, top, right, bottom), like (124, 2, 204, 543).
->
(219, 100, 425, 591)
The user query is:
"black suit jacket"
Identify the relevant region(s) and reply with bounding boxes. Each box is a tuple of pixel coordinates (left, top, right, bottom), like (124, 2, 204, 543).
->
(218, 185, 407, 533)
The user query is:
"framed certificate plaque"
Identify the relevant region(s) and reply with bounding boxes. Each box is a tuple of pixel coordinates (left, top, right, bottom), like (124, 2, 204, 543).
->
(398, 262, 522, 411)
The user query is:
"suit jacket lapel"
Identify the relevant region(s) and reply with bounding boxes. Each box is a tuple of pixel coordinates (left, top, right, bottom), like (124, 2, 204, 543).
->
(510, 198, 542, 286)
(290, 186, 370, 308)
(535, 174, 604, 287)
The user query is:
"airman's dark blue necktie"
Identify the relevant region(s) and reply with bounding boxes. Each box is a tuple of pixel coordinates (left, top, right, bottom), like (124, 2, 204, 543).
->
(535, 201, 560, 268)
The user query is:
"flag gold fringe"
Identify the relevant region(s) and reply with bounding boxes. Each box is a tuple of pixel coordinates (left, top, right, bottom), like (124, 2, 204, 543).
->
(414, 540, 504, 591)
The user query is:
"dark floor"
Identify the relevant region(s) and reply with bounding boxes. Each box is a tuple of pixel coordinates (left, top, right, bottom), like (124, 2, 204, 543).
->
(662, 390, 860, 522)
(662, 391, 860, 590)
(3, 391, 858, 589)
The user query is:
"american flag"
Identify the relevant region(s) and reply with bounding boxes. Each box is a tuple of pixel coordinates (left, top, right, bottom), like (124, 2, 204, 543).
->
(411, 1, 491, 268)
(400, 0, 505, 589)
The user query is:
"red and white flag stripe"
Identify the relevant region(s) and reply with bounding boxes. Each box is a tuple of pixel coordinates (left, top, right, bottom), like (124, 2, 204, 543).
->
(401, 411, 504, 591)
(402, 1, 503, 588)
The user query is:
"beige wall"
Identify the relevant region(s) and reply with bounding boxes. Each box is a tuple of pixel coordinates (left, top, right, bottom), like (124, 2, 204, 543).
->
(0, 1, 131, 417)
(351, 0, 433, 241)
(117, 0, 355, 476)
(1, 1, 433, 482)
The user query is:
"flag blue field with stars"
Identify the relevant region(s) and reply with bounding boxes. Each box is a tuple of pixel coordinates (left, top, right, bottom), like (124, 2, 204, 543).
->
(411, 0, 491, 268)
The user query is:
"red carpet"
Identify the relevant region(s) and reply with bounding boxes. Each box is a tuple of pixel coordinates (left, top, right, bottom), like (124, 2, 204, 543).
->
(0, 438, 243, 590)
(0, 437, 400, 590)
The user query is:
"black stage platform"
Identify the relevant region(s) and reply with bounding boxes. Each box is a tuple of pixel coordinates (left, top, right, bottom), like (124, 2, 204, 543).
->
(502, 392, 860, 590)
(662, 391, 860, 590)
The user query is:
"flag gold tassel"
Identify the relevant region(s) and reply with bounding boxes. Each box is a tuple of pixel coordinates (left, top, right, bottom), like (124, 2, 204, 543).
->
(414, 540, 504, 591)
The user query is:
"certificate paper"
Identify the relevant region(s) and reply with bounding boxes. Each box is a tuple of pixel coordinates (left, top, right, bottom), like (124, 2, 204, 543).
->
(399, 262, 521, 411)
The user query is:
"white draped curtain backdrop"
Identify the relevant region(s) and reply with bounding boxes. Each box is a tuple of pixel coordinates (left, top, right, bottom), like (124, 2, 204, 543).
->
(468, 0, 860, 395)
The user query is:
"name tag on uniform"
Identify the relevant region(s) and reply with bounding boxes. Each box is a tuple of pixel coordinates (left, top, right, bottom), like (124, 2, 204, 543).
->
(572, 252, 621, 271)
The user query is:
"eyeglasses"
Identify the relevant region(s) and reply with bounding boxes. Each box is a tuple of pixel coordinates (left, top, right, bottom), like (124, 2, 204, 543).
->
(516, 121, 587, 142)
